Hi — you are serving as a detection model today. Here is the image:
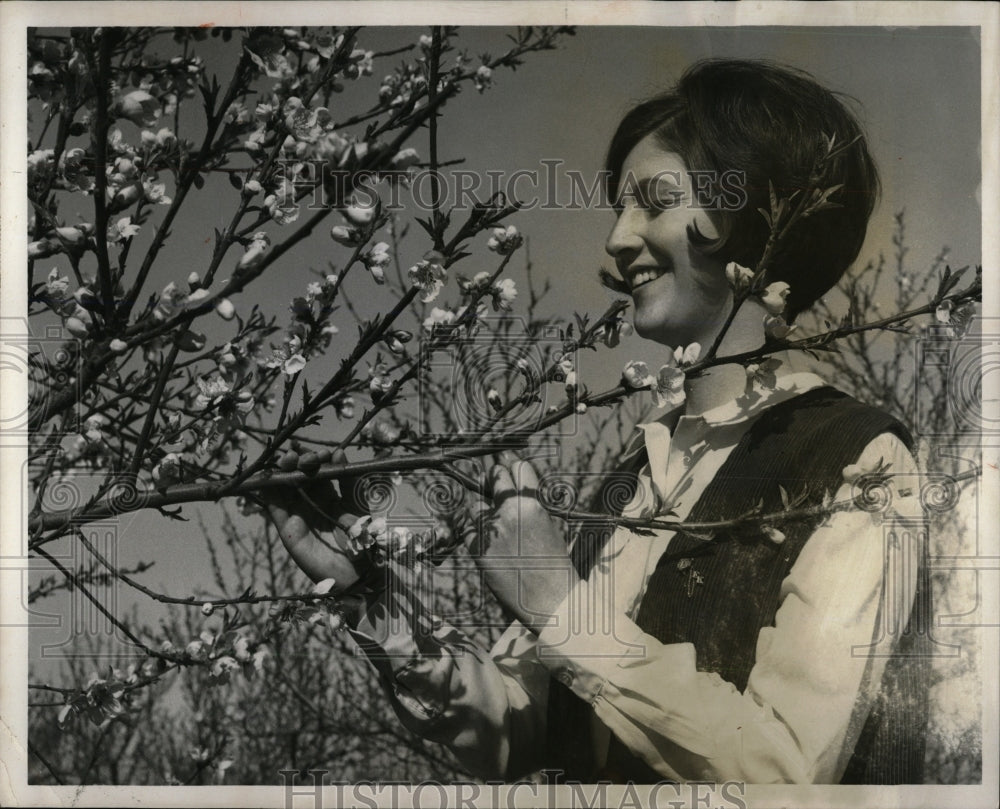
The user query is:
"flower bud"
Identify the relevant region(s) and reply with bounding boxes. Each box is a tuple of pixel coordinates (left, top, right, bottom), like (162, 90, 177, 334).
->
(673, 342, 701, 367)
(215, 298, 236, 320)
(118, 90, 161, 127)
(237, 233, 270, 271)
(725, 261, 754, 294)
(65, 316, 90, 338)
(297, 451, 322, 475)
(330, 225, 359, 246)
(762, 526, 785, 545)
(55, 226, 89, 247)
(759, 282, 791, 316)
(515, 356, 540, 386)
(313, 578, 337, 595)
(390, 148, 420, 170)
(490, 278, 518, 312)
(111, 183, 142, 210)
(486, 225, 523, 256)
(28, 240, 55, 259)
(622, 360, 653, 390)
(343, 195, 379, 226)
(763, 314, 795, 341)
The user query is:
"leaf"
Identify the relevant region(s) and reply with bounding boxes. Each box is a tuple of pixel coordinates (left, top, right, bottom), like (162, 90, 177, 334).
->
(792, 487, 811, 508)
(820, 183, 843, 202)
(775, 197, 788, 224)
(414, 216, 436, 239)
(198, 81, 217, 112)
(938, 265, 969, 297)
(778, 484, 790, 510)
(228, 173, 243, 191)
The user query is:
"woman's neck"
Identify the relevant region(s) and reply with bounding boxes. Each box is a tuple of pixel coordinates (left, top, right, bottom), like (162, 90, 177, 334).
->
(681, 298, 796, 417)
(683, 363, 748, 416)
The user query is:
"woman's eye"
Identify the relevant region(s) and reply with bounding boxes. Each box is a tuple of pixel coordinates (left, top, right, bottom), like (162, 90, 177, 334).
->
(646, 191, 685, 210)
(614, 189, 684, 215)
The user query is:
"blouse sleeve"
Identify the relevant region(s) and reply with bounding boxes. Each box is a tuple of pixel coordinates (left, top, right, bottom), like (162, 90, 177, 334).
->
(346, 560, 551, 780)
(533, 431, 923, 783)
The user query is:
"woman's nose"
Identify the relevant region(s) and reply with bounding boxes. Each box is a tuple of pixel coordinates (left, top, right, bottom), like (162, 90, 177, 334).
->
(605, 205, 643, 265)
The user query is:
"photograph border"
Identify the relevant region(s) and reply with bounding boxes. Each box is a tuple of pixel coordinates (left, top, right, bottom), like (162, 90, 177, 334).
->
(2, 2, 997, 807)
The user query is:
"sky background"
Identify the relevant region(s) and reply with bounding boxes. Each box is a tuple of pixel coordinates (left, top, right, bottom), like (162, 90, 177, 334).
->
(25, 25, 983, 675)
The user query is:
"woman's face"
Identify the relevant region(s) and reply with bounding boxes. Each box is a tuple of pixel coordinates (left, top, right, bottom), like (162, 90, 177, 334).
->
(605, 135, 732, 350)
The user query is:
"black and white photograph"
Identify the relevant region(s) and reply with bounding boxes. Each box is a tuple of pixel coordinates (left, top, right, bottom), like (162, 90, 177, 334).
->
(1, 2, 997, 807)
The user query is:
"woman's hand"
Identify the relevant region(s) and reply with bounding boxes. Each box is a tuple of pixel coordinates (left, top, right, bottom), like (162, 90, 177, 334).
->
(258, 449, 371, 593)
(466, 450, 579, 634)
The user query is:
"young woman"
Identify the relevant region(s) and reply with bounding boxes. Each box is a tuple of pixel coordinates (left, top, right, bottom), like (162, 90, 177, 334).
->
(266, 59, 929, 784)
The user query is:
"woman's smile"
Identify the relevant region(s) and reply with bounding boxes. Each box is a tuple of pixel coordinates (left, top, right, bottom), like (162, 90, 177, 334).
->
(627, 265, 670, 290)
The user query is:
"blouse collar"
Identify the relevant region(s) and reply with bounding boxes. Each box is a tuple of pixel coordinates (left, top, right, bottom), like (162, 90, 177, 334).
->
(621, 371, 831, 464)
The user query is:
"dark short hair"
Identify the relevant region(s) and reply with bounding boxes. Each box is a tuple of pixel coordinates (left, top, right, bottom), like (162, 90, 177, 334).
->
(605, 59, 879, 320)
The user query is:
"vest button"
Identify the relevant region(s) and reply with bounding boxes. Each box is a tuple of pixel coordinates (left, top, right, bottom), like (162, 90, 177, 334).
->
(555, 667, 574, 687)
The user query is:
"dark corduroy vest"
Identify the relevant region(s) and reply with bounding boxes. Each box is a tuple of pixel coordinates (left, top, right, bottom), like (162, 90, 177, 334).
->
(544, 387, 929, 784)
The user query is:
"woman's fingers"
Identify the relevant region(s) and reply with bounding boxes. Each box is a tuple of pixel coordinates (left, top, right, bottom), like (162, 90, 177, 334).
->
(261, 450, 370, 587)
(492, 450, 540, 502)
(269, 513, 345, 583)
(267, 489, 365, 588)
(510, 459, 539, 492)
(497, 449, 521, 465)
(488, 461, 517, 507)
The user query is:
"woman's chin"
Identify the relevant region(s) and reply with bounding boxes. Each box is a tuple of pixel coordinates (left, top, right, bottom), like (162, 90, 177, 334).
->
(633, 316, 684, 348)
